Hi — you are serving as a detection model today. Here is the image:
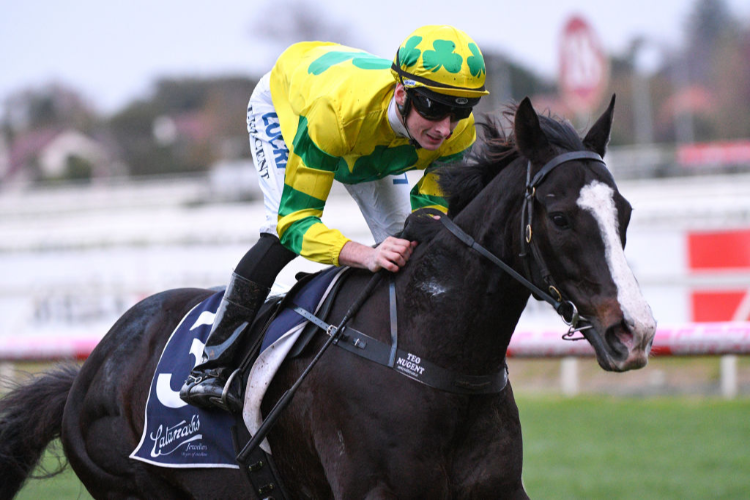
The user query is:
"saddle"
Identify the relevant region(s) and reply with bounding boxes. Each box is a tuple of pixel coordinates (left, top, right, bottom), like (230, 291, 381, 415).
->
(234, 266, 352, 380)
(230, 266, 353, 499)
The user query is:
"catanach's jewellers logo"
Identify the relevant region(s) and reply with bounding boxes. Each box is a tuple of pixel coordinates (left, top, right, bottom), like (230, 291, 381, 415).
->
(149, 415, 202, 458)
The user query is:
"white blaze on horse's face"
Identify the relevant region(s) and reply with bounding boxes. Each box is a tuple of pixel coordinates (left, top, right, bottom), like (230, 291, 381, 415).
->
(577, 180, 656, 369)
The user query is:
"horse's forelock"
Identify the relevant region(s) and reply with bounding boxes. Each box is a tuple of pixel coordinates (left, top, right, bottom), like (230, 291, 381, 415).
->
(536, 113, 584, 152)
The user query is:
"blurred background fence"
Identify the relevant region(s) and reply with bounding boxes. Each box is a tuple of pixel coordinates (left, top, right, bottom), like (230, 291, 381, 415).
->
(2, 0, 750, 401)
(1, 164, 749, 398)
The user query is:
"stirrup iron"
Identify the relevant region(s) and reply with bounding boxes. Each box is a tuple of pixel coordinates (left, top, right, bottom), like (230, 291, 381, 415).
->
(209, 368, 242, 412)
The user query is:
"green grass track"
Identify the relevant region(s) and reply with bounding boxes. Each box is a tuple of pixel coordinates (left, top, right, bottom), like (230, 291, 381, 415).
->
(520, 396, 750, 499)
(15, 396, 750, 499)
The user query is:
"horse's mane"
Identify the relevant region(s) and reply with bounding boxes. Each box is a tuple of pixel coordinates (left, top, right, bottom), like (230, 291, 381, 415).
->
(439, 106, 584, 216)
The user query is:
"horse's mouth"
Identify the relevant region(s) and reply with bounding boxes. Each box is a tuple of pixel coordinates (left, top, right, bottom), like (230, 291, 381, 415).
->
(584, 320, 649, 372)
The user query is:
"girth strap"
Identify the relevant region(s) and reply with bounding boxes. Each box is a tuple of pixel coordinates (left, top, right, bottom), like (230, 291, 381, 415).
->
(334, 323, 508, 394)
(292, 279, 508, 395)
(292, 306, 338, 337)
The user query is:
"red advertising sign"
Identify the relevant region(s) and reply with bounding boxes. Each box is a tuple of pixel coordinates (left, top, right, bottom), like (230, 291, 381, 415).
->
(677, 140, 750, 167)
(559, 16, 609, 114)
(689, 229, 750, 322)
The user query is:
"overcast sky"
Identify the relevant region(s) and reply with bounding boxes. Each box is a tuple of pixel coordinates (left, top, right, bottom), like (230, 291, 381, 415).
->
(3, 0, 749, 114)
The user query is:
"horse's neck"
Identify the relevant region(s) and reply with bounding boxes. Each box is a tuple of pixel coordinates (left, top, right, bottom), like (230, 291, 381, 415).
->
(399, 175, 530, 375)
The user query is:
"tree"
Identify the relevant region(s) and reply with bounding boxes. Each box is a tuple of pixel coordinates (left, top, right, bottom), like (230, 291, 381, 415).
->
(64, 154, 94, 182)
(685, 0, 741, 85)
(250, 0, 352, 49)
(686, 0, 739, 48)
(2, 83, 96, 135)
(107, 76, 257, 176)
(707, 32, 750, 139)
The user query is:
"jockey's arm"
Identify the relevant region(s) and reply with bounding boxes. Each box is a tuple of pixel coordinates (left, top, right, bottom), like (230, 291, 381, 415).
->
(277, 96, 426, 273)
(278, 101, 473, 273)
(277, 149, 418, 272)
(340, 159, 462, 273)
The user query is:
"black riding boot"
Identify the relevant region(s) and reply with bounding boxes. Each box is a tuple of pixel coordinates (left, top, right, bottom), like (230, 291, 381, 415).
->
(180, 272, 269, 412)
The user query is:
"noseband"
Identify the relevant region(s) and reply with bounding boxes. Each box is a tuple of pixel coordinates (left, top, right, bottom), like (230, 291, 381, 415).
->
(441, 150, 608, 339)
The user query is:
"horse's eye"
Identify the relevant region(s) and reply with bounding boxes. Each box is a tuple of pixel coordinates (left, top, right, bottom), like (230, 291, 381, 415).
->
(550, 213, 570, 228)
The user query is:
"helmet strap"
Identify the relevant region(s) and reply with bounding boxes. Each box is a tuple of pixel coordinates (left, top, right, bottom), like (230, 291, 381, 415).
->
(396, 86, 421, 149)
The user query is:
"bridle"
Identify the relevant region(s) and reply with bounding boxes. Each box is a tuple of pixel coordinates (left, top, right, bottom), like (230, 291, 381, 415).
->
(239, 152, 617, 457)
(239, 151, 613, 456)
(440, 150, 610, 340)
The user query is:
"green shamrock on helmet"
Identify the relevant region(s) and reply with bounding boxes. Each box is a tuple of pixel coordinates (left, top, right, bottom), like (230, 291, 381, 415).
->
(422, 40, 463, 74)
(467, 43, 486, 77)
(399, 36, 422, 67)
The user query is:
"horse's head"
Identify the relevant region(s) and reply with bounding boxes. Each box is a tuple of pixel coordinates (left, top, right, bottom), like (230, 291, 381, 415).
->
(513, 96, 656, 372)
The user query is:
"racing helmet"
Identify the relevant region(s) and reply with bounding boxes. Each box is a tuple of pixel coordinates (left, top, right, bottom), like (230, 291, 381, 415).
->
(391, 25, 489, 111)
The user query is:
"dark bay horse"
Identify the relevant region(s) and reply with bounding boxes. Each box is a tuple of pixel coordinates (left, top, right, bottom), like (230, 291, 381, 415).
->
(0, 96, 655, 499)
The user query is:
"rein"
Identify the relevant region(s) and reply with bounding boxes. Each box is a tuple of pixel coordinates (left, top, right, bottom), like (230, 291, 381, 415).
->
(441, 150, 608, 340)
(236, 151, 607, 463)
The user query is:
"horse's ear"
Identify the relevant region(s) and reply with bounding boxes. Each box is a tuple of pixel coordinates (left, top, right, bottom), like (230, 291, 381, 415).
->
(583, 94, 616, 157)
(514, 97, 554, 166)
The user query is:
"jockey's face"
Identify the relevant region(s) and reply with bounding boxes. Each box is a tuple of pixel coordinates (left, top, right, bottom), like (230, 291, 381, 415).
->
(395, 84, 460, 151)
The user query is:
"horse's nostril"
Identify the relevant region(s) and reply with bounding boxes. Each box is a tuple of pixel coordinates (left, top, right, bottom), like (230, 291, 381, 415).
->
(617, 328, 634, 350)
(604, 321, 632, 360)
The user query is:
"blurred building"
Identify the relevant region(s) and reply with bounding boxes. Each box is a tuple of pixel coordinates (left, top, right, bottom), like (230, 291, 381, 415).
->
(2, 127, 123, 186)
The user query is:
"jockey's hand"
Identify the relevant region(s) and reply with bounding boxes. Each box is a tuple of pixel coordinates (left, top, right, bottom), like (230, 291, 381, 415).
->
(339, 237, 418, 273)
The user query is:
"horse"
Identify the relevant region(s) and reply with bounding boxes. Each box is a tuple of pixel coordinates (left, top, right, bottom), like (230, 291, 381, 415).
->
(0, 96, 656, 499)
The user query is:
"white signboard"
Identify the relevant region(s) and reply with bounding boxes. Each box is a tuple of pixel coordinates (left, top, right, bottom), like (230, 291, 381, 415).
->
(559, 15, 609, 113)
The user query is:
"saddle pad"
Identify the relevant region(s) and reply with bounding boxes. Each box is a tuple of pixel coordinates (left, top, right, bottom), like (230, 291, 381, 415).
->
(243, 266, 348, 454)
(130, 291, 239, 468)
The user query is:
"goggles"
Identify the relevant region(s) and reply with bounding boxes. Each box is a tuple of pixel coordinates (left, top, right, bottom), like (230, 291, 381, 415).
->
(408, 90, 477, 121)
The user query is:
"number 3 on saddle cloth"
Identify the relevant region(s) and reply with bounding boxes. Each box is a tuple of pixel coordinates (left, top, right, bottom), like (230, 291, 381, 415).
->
(130, 266, 349, 468)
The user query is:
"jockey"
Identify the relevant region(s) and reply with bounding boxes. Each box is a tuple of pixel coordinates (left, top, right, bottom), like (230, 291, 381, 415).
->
(180, 25, 489, 410)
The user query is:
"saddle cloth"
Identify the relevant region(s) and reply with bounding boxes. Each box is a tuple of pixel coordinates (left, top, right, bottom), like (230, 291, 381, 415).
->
(130, 266, 347, 468)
